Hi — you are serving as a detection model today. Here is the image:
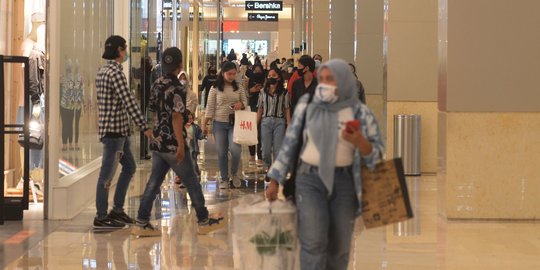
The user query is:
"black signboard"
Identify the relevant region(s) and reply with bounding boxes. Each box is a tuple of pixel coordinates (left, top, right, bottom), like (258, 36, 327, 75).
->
(247, 13, 279, 22)
(245, 1, 283, 11)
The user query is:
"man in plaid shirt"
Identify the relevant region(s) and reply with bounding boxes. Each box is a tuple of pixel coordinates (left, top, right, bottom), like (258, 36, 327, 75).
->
(93, 35, 153, 229)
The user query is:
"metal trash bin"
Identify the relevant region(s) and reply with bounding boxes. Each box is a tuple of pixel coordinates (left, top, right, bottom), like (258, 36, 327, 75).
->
(393, 115, 421, 176)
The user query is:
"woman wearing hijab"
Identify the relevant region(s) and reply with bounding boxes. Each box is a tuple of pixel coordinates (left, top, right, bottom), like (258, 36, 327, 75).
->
(266, 59, 385, 270)
(178, 71, 198, 114)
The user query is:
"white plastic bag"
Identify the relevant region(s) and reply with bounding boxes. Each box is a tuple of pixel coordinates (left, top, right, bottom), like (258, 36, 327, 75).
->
(233, 110, 258, 145)
(233, 198, 297, 270)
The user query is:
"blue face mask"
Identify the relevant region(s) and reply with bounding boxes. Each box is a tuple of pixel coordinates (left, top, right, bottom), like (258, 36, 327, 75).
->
(122, 51, 130, 63)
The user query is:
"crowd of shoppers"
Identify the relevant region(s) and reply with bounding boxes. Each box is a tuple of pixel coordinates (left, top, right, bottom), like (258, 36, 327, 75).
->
(93, 35, 380, 269)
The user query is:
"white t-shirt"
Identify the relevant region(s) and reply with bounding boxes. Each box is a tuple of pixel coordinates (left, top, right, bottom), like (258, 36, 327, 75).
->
(300, 107, 356, 166)
(186, 125, 194, 151)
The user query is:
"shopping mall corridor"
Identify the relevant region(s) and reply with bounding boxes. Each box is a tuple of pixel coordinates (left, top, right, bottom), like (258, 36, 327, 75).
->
(2, 137, 540, 270)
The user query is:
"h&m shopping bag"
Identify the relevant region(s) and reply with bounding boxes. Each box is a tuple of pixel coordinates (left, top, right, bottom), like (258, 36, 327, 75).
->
(232, 196, 297, 270)
(233, 110, 258, 145)
(361, 158, 414, 229)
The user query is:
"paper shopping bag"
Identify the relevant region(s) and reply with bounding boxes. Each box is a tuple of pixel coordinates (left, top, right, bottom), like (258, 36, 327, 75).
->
(361, 158, 414, 229)
(233, 110, 258, 145)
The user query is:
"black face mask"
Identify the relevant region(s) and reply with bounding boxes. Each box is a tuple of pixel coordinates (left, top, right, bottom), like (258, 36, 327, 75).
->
(297, 67, 307, 77)
(267, 78, 278, 85)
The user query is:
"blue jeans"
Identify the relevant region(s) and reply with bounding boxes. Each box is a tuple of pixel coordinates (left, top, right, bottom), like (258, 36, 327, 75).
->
(295, 163, 358, 270)
(95, 137, 136, 218)
(137, 149, 208, 222)
(213, 121, 241, 181)
(260, 117, 286, 167)
(17, 106, 43, 170)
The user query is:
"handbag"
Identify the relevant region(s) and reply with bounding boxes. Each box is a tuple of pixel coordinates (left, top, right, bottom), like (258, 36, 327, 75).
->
(361, 158, 414, 229)
(18, 118, 44, 150)
(282, 93, 314, 203)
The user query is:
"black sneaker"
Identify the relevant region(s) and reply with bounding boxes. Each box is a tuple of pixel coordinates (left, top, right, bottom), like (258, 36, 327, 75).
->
(131, 220, 162, 237)
(93, 217, 126, 229)
(108, 210, 136, 225)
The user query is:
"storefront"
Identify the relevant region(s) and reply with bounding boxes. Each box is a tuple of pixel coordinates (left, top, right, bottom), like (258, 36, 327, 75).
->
(1, 0, 121, 221)
(1, 0, 48, 221)
(1, 0, 220, 221)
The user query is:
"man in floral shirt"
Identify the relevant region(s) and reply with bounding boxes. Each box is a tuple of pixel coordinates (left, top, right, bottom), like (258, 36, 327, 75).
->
(132, 47, 224, 237)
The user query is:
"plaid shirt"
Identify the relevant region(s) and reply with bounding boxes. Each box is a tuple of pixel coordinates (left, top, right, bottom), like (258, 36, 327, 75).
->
(96, 60, 147, 139)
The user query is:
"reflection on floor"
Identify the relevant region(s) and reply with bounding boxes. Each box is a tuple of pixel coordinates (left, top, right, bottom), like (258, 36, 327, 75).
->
(3, 139, 540, 269)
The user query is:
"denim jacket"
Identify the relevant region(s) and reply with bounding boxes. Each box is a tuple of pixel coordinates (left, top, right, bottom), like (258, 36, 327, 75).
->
(267, 94, 385, 217)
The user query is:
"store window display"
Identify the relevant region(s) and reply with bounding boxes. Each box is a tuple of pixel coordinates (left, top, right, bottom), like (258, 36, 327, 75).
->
(57, 0, 115, 177)
(2, 3, 47, 204)
(13, 12, 46, 199)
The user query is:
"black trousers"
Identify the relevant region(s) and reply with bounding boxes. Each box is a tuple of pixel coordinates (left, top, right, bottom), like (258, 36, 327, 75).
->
(60, 107, 74, 144)
(74, 108, 81, 143)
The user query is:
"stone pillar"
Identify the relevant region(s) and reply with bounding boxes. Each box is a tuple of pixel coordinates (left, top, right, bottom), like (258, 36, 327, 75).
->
(310, 0, 329, 60)
(385, 0, 438, 174)
(192, 2, 200, 100)
(292, 0, 303, 54)
(278, 19, 292, 59)
(356, 0, 385, 138)
(438, 0, 540, 219)
(305, 0, 313, 55)
(329, 0, 354, 62)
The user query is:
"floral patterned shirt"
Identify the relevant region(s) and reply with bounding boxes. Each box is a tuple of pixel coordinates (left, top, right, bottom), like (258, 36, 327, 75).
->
(148, 74, 187, 153)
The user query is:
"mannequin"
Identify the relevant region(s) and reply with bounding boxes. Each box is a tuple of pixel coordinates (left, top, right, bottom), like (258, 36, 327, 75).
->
(23, 13, 45, 167)
(60, 59, 75, 151)
(15, 12, 46, 192)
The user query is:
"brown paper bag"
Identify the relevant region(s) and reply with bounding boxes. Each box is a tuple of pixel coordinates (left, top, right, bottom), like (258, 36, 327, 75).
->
(361, 158, 413, 229)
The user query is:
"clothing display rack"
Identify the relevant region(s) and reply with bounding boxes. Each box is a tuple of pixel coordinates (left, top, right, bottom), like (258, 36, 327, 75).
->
(0, 55, 31, 224)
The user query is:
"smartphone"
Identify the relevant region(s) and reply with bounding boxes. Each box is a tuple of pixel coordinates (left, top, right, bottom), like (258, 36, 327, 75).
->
(345, 120, 360, 133)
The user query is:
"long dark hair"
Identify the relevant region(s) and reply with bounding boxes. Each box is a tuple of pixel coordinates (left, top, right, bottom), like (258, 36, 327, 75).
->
(214, 61, 239, 91)
(264, 67, 286, 95)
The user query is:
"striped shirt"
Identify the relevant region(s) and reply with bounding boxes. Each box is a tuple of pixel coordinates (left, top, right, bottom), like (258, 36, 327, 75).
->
(96, 60, 147, 139)
(205, 84, 248, 123)
(257, 89, 290, 118)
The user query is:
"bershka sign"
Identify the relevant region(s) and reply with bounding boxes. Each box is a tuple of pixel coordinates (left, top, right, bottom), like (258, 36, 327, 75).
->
(245, 1, 283, 11)
(247, 13, 279, 22)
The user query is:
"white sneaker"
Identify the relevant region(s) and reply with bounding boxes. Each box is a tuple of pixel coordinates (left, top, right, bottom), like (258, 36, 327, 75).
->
(219, 180, 229, 189)
(232, 175, 242, 188)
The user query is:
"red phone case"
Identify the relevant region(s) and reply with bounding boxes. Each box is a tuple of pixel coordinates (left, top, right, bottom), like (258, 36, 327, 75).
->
(345, 120, 360, 133)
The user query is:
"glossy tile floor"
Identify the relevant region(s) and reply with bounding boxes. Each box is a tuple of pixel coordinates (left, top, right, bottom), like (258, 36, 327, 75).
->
(3, 139, 540, 269)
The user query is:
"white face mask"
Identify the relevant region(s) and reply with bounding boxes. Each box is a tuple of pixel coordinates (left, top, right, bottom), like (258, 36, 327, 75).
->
(315, 83, 338, 103)
(180, 79, 188, 86)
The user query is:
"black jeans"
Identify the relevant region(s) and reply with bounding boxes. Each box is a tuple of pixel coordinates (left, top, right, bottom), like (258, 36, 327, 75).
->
(74, 108, 81, 143)
(60, 107, 74, 144)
